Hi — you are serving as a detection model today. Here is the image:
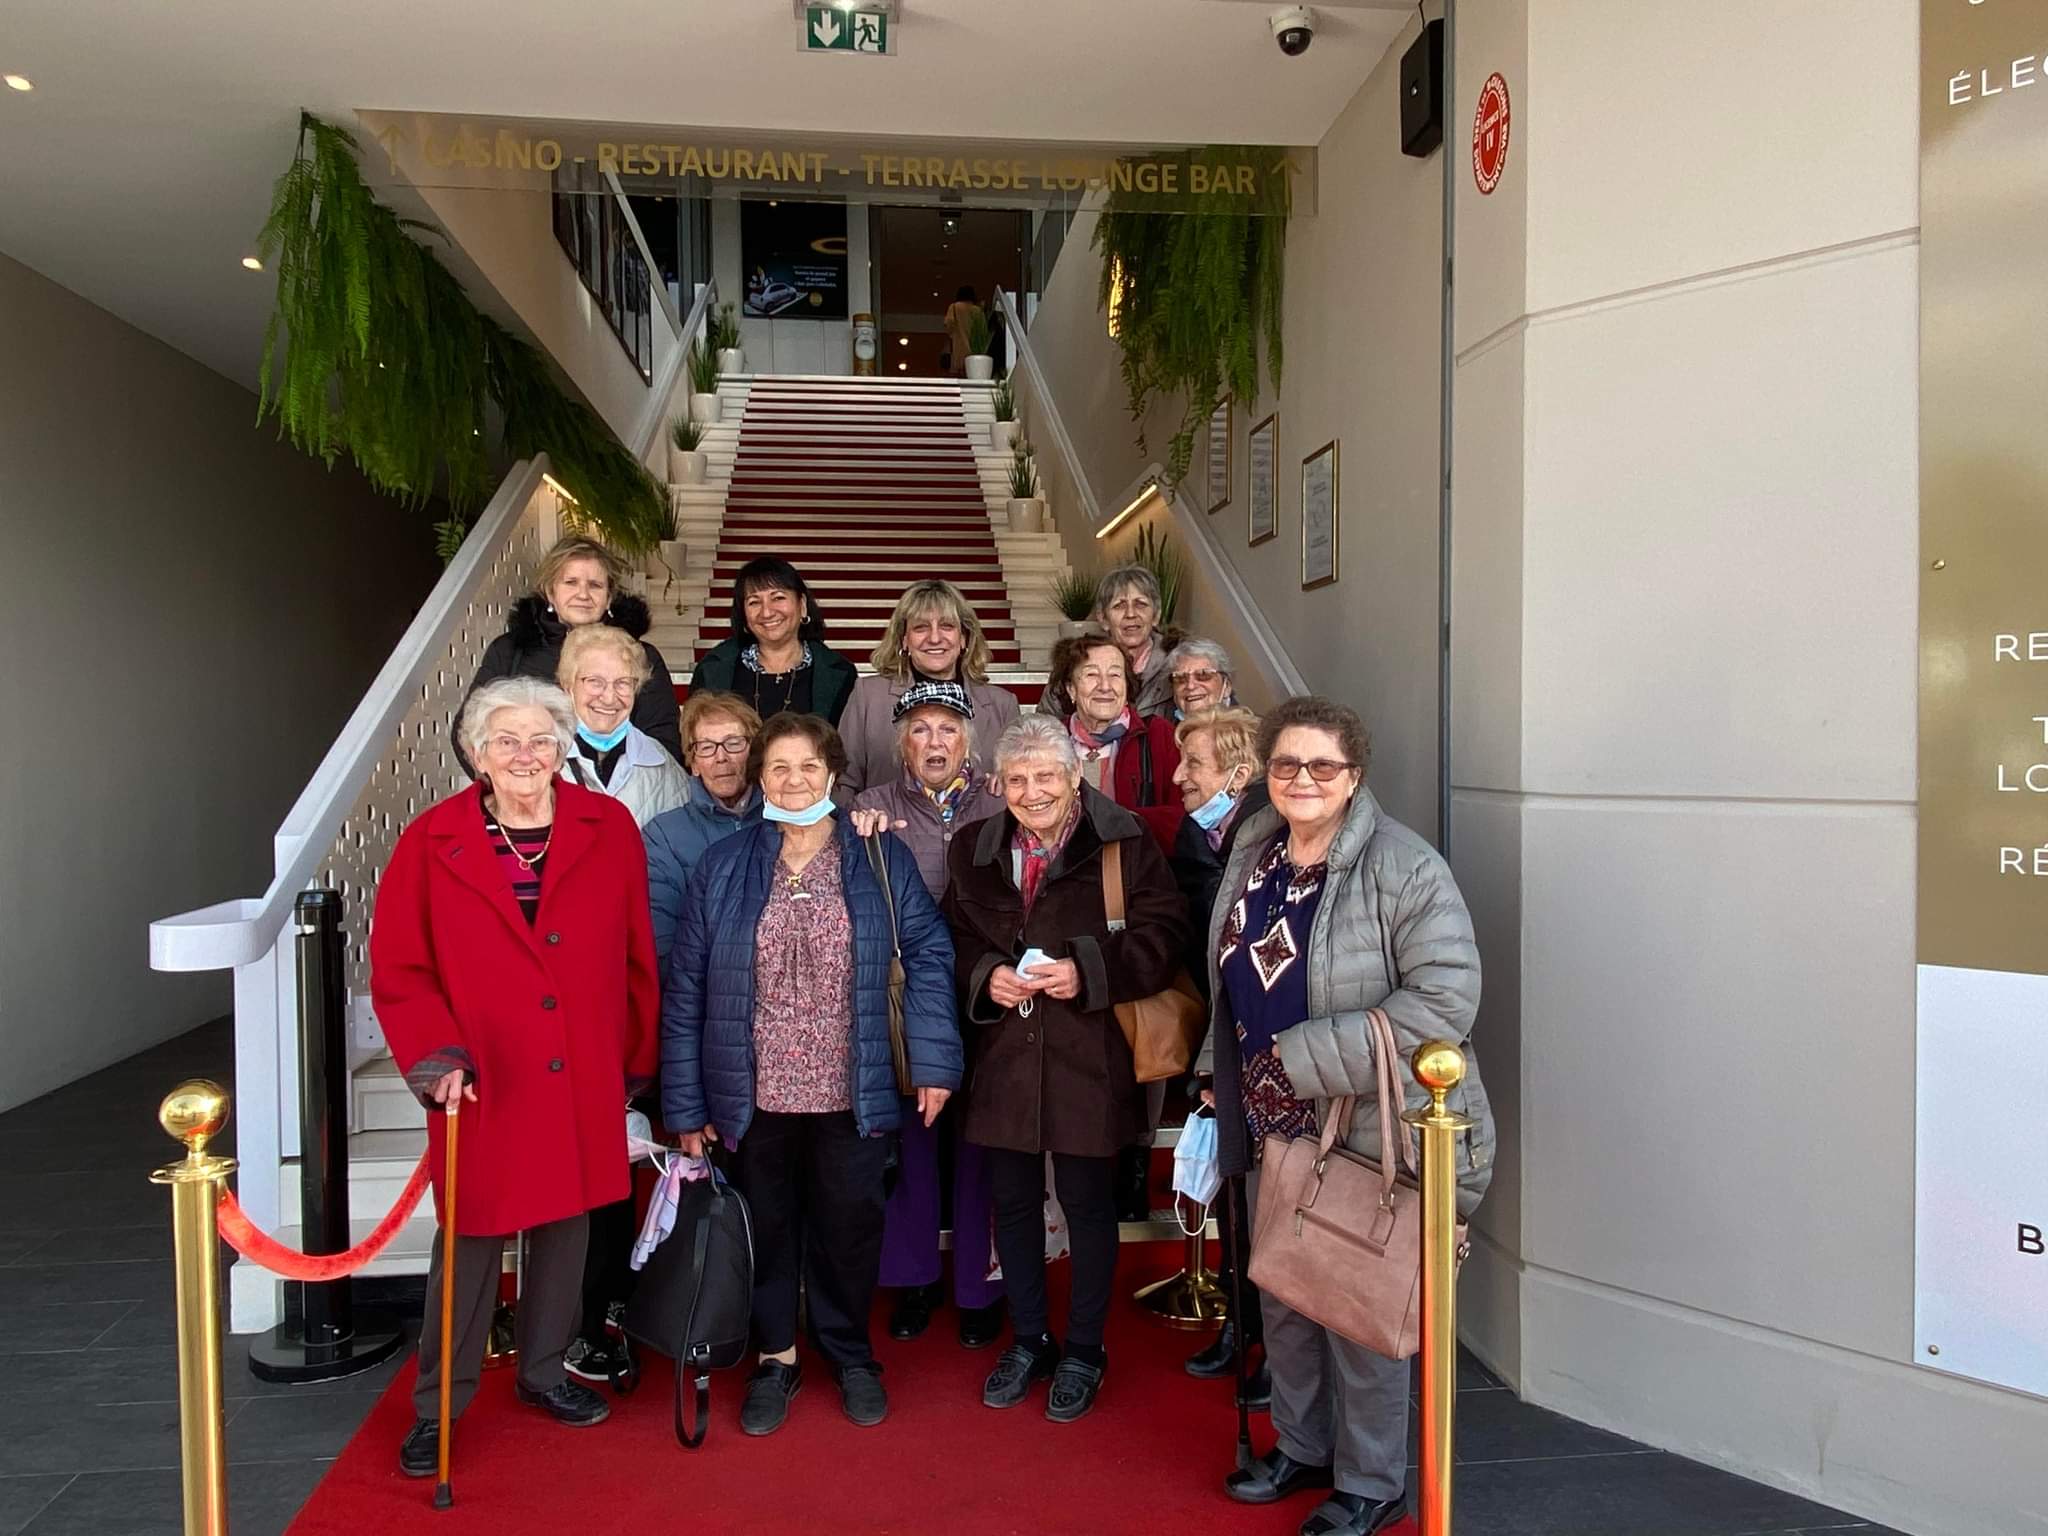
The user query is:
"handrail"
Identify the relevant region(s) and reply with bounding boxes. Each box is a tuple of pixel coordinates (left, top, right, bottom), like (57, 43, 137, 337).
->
(1159, 466, 1310, 697)
(604, 169, 684, 339)
(634, 277, 717, 465)
(149, 457, 551, 973)
(993, 287, 1100, 527)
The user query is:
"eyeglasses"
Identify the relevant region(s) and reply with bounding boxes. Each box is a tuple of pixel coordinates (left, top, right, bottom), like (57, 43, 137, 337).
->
(1171, 668, 1222, 688)
(485, 734, 561, 759)
(689, 735, 749, 761)
(1267, 756, 1356, 783)
(577, 675, 637, 698)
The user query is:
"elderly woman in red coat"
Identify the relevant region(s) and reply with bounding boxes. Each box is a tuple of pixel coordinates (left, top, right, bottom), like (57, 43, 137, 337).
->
(373, 676, 658, 1478)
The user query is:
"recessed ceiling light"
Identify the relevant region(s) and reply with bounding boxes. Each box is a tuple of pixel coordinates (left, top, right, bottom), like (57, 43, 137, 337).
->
(897, 362, 908, 371)
(898, 336, 909, 346)
(241, 255, 263, 271)
(4, 75, 32, 92)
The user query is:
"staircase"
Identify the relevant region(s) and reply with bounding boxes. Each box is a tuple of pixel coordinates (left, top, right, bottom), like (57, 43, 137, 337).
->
(642, 375, 1069, 693)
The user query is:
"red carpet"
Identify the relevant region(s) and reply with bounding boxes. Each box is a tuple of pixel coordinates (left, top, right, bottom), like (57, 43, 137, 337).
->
(288, 1246, 1418, 1535)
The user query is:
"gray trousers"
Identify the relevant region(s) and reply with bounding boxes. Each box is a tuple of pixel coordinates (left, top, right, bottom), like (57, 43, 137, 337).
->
(412, 1213, 588, 1420)
(1249, 1169, 1410, 1502)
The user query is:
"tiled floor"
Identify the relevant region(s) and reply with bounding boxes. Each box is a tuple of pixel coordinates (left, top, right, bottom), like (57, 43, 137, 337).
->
(0, 1021, 1909, 1535)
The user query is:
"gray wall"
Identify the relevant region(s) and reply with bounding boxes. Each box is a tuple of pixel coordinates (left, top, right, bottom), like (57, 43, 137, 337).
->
(0, 252, 439, 1112)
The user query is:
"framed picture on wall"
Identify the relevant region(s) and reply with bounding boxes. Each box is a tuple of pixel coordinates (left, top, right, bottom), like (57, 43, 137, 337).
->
(1247, 412, 1278, 546)
(1301, 439, 1339, 590)
(1206, 399, 1232, 514)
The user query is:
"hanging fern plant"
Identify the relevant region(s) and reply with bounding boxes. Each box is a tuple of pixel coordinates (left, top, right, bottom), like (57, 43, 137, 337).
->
(257, 114, 664, 554)
(1092, 145, 1291, 490)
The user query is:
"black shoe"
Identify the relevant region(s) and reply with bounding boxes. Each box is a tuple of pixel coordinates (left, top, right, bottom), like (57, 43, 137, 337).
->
(513, 1379, 610, 1427)
(838, 1363, 888, 1427)
(981, 1338, 1059, 1408)
(1225, 1447, 1335, 1505)
(888, 1282, 942, 1341)
(563, 1334, 635, 1386)
(1300, 1492, 1407, 1536)
(1044, 1355, 1105, 1423)
(1240, 1358, 1273, 1411)
(740, 1360, 802, 1436)
(398, 1418, 440, 1478)
(957, 1299, 1005, 1350)
(1186, 1321, 1241, 1377)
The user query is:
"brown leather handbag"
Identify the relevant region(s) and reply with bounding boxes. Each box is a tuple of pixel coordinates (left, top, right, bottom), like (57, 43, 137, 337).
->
(1100, 839, 1207, 1083)
(1246, 1008, 1464, 1359)
(862, 832, 913, 1095)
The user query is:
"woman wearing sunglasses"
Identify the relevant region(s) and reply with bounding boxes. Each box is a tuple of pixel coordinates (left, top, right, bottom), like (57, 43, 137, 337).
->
(1202, 696, 1497, 1536)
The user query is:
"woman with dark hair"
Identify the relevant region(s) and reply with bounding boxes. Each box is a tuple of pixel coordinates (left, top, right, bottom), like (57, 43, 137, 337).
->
(689, 557, 858, 725)
(1042, 630, 1184, 855)
(462, 534, 681, 764)
(661, 712, 961, 1435)
(943, 285, 984, 379)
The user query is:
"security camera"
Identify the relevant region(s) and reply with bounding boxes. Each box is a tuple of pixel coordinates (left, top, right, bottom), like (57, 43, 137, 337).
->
(1271, 5, 1315, 56)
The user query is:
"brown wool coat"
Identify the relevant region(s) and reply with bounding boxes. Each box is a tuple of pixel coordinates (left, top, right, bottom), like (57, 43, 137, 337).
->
(941, 785, 1190, 1158)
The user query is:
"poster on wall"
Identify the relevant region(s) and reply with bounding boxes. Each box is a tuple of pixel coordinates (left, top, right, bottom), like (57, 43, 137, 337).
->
(1914, 0, 2048, 1404)
(1300, 440, 1338, 590)
(1248, 413, 1277, 546)
(1206, 400, 1232, 514)
(740, 200, 849, 318)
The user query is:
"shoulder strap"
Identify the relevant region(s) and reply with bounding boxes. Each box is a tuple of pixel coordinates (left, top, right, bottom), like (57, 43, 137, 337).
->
(863, 831, 900, 953)
(1101, 837, 1127, 931)
(673, 1199, 718, 1449)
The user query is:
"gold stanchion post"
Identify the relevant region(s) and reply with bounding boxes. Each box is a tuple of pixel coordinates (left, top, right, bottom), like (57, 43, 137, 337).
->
(1404, 1042, 1471, 1536)
(151, 1081, 236, 1536)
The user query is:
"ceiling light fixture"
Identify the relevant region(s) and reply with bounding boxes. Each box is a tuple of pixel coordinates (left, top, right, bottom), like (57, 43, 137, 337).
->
(898, 336, 909, 346)
(241, 256, 263, 271)
(4, 75, 32, 92)
(897, 361, 909, 371)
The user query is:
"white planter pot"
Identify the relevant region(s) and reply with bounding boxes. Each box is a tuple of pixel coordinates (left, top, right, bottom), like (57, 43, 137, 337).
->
(1057, 619, 1093, 640)
(717, 347, 744, 375)
(689, 392, 721, 425)
(990, 420, 1020, 452)
(659, 539, 688, 577)
(644, 543, 669, 579)
(1006, 497, 1046, 533)
(667, 447, 707, 484)
(965, 354, 995, 382)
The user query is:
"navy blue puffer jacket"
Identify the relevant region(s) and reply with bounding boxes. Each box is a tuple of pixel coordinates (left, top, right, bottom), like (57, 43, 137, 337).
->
(660, 816, 962, 1146)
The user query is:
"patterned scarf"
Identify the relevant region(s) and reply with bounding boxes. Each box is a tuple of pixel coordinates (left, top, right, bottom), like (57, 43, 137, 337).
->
(1013, 798, 1081, 914)
(914, 763, 975, 825)
(740, 640, 813, 675)
(1068, 706, 1133, 757)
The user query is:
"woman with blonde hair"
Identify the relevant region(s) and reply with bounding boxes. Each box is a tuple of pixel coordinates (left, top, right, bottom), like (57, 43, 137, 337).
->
(555, 625, 691, 826)
(463, 534, 681, 764)
(837, 579, 1021, 794)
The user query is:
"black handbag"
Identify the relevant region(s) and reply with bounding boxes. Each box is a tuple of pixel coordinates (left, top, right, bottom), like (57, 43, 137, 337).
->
(620, 1164, 755, 1448)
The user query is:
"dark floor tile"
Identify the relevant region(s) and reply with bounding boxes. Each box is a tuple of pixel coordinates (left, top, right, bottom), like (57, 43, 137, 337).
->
(1459, 1348, 1506, 1391)
(1455, 1448, 1880, 1536)
(227, 1388, 388, 1462)
(0, 1348, 177, 1407)
(1454, 1388, 1650, 1465)
(0, 1476, 73, 1536)
(75, 1294, 211, 1352)
(0, 1262, 169, 1311)
(0, 1303, 137, 1355)
(0, 1174, 165, 1231)
(0, 1395, 247, 1478)
(0, 1232, 55, 1268)
(18, 1458, 323, 1536)
(8, 1228, 170, 1266)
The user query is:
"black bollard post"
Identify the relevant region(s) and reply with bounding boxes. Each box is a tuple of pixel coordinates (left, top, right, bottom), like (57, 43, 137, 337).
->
(248, 889, 405, 1383)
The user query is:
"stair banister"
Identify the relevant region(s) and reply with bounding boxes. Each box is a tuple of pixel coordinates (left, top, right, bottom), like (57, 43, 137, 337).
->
(993, 287, 1100, 528)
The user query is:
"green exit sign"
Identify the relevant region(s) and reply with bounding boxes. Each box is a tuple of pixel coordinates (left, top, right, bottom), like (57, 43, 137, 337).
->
(804, 5, 889, 53)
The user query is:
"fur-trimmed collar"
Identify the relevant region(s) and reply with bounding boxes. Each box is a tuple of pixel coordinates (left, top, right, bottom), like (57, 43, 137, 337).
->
(506, 592, 653, 651)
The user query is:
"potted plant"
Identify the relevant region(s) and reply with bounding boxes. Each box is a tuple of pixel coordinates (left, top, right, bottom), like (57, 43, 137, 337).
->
(1131, 522, 1189, 627)
(712, 303, 744, 375)
(990, 376, 1020, 452)
(667, 416, 707, 485)
(1005, 440, 1045, 533)
(964, 306, 995, 382)
(687, 342, 721, 424)
(1050, 567, 1098, 639)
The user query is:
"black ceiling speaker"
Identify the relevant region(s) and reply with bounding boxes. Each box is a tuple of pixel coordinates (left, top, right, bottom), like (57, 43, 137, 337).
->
(1401, 19, 1446, 158)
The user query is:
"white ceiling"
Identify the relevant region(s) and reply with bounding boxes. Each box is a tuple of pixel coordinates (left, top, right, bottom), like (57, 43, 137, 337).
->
(0, 0, 1409, 387)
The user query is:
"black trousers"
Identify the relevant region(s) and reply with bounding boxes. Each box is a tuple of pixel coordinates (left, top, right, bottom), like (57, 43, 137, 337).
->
(413, 1214, 587, 1420)
(987, 1148, 1119, 1351)
(577, 1195, 639, 1340)
(730, 1109, 887, 1372)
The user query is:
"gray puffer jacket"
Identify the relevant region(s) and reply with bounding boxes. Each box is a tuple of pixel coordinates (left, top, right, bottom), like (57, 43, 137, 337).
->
(1201, 786, 1496, 1215)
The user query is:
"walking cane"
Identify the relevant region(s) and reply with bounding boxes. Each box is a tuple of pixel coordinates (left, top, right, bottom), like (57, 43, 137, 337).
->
(434, 1096, 460, 1511)
(1225, 1172, 1253, 1472)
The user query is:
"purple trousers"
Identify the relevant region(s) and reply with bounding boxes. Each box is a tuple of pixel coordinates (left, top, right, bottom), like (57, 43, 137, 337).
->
(879, 1104, 1004, 1308)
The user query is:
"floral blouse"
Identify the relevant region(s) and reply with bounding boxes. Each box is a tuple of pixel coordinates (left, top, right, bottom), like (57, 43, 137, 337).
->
(753, 836, 855, 1113)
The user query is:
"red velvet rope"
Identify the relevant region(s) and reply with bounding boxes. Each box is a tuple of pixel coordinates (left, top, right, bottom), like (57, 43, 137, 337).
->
(216, 1149, 434, 1281)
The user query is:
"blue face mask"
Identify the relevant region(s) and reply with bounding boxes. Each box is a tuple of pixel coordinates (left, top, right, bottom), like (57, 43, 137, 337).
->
(762, 777, 837, 827)
(1189, 772, 1246, 832)
(578, 719, 630, 752)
